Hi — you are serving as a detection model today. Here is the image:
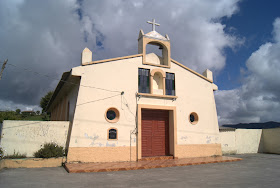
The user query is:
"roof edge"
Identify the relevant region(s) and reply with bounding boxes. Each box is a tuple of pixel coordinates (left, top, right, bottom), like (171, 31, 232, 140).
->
(171, 59, 213, 83)
(83, 54, 143, 66)
(46, 71, 71, 112)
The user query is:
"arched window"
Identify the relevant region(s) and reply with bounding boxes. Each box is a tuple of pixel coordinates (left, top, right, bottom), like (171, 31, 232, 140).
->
(108, 128, 117, 140)
(138, 68, 176, 96)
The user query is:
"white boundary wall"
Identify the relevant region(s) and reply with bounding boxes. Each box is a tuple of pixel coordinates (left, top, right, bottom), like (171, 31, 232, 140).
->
(0, 120, 69, 157)
(220, 129, 263, 154)
(262, 128, 280, 154)
(235, 129, 263, 154)
(220, 128, 280, 155)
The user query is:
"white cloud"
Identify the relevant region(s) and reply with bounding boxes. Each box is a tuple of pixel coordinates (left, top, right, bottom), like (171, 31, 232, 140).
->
(0, 0, 242, 110)
(0, 99, 41, 112)
(81, 0, 243, 72)
(216, 18, 280, 125)
(273, 18, 280, 42)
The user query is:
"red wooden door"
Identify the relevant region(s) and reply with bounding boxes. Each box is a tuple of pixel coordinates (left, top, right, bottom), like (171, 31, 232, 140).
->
(141, 109, 169, 157)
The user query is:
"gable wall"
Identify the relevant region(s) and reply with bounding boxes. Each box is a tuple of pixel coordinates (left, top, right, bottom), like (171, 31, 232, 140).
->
(67, 56, 220, 162)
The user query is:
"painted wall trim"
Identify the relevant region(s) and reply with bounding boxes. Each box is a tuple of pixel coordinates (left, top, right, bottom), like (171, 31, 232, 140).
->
(143, 62, 170, 68)
(150, 68, 166, 77)
(83, 54, 143, 66)
(137, 93, 178, 99)
(171, 59, 213, 83)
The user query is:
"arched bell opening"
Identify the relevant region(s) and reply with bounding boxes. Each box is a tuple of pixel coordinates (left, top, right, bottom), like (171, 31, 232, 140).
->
(145, 42, 168, 66)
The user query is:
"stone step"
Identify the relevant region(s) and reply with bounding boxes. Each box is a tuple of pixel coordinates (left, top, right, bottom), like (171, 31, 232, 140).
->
(138, 156, 174, 161)
(64, 156, 242, 173)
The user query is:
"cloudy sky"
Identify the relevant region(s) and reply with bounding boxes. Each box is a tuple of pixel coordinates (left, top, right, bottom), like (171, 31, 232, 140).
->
(0, 0, 279, 125)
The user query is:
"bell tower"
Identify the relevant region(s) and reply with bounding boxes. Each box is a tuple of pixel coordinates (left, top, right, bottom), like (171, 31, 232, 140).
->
(138, 19, 171, 68)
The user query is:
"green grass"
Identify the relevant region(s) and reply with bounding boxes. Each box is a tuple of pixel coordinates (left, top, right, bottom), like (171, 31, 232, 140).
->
(3, 151, 27, 159)
(23, 115, 45, 121)
(0, 111, 50, 123)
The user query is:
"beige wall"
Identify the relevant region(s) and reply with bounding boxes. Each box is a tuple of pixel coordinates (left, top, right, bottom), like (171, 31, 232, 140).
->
(50, 83, 80, 122)
(66, 54, 220, 162)
(262, 128, 280, 154)
(0, 120, 69, 157)
(235, 129, 263, 154)
(176, 144, 222, 158)
(220, 129, 264, 154)
(220, 130, 237, 154)
(138, 61, 220, 146)
(67, 147, 136, 163)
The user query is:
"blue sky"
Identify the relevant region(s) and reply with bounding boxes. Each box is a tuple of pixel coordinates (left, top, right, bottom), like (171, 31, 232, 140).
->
(217, 0, 280, 90)
(0, 0, 280, 125)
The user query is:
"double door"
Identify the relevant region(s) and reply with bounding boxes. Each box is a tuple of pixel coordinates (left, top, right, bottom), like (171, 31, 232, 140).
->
(141, 109, 169, 157)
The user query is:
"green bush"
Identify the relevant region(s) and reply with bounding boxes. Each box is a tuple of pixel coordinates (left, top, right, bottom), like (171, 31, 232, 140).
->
(34, 143, 65, 158)
(3, 150, 26, 159)
(0, 146, 3, 159)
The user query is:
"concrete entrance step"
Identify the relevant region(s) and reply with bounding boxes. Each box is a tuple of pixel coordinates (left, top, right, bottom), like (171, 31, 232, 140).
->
(64, 156, 242, 173)
(138, 156, 174, 161)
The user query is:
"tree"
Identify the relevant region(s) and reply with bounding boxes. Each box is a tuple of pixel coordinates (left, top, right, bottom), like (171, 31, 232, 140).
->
(40, 91, 54, 113)
(15, 109, 21, 114)
(36, 111, 40, 115)
(0, 111, 20, 123)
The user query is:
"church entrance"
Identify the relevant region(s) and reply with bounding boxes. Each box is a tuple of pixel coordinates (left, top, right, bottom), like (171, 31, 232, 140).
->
(141, 109, 169, 157)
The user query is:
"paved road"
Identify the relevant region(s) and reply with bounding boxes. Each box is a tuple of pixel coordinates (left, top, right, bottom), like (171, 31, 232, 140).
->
(0, 154, 279, 188)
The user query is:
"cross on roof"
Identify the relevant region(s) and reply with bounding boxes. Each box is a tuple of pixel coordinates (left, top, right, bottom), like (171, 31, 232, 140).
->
(147, 19, 160, 31)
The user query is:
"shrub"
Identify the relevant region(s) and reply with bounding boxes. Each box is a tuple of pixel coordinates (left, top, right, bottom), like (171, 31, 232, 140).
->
(3, 150, 26, 159)
(0, 146, 3, 160)
(34, 143, 65, 158)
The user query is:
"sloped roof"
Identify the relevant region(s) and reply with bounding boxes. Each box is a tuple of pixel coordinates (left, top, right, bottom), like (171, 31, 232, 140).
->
(144, 31, 169, 41)
(46, 71, 70, 112)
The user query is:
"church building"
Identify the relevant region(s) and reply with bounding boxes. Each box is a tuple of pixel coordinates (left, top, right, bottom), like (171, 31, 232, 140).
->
(47, 19, 222, 163)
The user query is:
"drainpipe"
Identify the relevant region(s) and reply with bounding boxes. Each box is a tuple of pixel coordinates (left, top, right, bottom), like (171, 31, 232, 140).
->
(130, 128, 137, 162)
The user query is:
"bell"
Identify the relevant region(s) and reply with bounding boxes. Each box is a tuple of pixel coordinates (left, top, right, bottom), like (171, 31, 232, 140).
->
(159, 46, 163, 50)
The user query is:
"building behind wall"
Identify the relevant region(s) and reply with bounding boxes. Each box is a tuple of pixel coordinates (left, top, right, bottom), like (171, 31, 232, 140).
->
(47, 20, 221, 163)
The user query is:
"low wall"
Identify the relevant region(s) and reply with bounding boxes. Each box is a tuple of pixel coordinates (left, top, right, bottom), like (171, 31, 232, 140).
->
(220, 129, 263, 154)
(220, 128, 280, 155)
(0, 120, 69, 157)
(0, 157, 66, 170)
(235, 129, 263, 154)
(219, 130, 237, 154)
(262, 128, 280, 154)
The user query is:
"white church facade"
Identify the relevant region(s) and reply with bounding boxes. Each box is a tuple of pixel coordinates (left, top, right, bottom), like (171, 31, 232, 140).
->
(47, 20, 221, 163)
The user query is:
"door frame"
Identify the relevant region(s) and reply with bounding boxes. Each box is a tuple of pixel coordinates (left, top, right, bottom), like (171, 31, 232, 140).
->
(137, 104, 177, 160)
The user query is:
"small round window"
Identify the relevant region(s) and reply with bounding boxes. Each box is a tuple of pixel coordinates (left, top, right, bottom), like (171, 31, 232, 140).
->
(105, 107, 119, 123)
(189, 112, 198, 125)
(107, 110, 116, 120)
